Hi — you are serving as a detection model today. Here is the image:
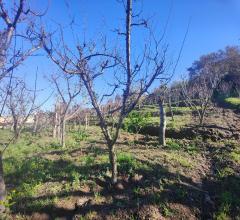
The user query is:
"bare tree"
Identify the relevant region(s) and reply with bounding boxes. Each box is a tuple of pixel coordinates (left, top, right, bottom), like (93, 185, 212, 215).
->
(181, 71, 222, 125)
(32, 110, 52, 135)
(40, 0, 170, 184)
(50, 73, 82, 147)
(6, 77, 39, 140)
(0, 76, 40, 212)
(147, 85, 172, 146)
(0, 0, 43, 81)
(0, 0, 46, 212)
(0, 0, 44, 126)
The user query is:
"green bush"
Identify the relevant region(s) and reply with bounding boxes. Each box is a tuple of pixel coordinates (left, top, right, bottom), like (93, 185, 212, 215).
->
(123, 111, 151, 133)
(71, 129, 89, 143)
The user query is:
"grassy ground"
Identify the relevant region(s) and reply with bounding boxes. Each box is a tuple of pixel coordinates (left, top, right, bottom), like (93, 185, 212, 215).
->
(0, 108, 239, 219)
(224, 97, 240, 110)
(136, 105, 194, 116)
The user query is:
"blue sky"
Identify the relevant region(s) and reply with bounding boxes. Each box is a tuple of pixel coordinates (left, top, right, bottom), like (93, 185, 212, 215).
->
(15, 0, 240, 109)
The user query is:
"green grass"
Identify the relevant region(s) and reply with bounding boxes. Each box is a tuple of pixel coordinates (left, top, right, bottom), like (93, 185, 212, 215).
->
(166, 139, 182, 150)
(171, 106, 193, 113)
(122, 106, 193, 135)
(133, 114, 191, 129)
(117, 152, 150, 175)
(134, 105, 198, 117)
(0, 122, 239, 219)
(138, 105, 159, 114)
(211, 140, 240, 219)
(166, 114, 191, 129)
(224, 97, 240, 109)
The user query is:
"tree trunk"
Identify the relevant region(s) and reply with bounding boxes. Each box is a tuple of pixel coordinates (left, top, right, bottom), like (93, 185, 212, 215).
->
(13, 121, 19, 141)
(53, 111, 58, 138)
(108, 144, 117, 184)
(33, 115, 39, 135)
(168, 97, 174, 121)
(85, 115, 88, 129)
(199, 113, 204, 126)
(0, 153, 6, 213)
(57, 116, 61, 140)
(60, 119, 66, 147)
(199, 107, 207, 126)
(159, 99, 166, 146)
(14, 131, 20, 140)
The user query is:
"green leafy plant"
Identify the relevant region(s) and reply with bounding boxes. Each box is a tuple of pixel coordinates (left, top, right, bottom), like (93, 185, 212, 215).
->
(123, 111, 151, 135)
(72, 129, 89, 144)
(230, 151, 240, 164)
(71, 171, 81, 188)
(186, 143, 199, 155)
(166, 139, 181, 150)
(84, 155, 95, 166)
(117, 153, 139, 175)
(214, 203, 231, 220)
(217, 167, 235, 178)
(49, 141, 62, 149)
(160, 203, 173, 217)
(133, 187, 141, 197)
(0, 190, 17, 209)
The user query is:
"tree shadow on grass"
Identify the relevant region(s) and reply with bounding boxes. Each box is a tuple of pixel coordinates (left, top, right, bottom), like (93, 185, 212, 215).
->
(5, 146, 240, 219)
(201, 144, 240, 219)
(68, 145, 108, 158)
(4, 155, 203, 219)
(5, 155, 111, 186)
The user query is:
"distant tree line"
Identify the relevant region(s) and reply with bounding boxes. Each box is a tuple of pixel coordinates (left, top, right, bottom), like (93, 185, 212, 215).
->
(145, 46, 240, 107)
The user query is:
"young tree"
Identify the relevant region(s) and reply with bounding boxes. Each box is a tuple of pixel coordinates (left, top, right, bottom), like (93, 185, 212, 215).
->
(32, 110, 51, 135)
(51, 73, 82, 147)
(41, 0, 170, 184)
(152, 86, 168, 146)
(6, 77, 39, 140)
(147, 85, 172, 146)
(181, 72, 222, 125)
(0, 77, 39, 212)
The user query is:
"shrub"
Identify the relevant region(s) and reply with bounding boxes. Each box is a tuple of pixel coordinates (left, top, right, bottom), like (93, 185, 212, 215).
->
(71, 129, 89, 144)
(123, 111, 151, 134)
